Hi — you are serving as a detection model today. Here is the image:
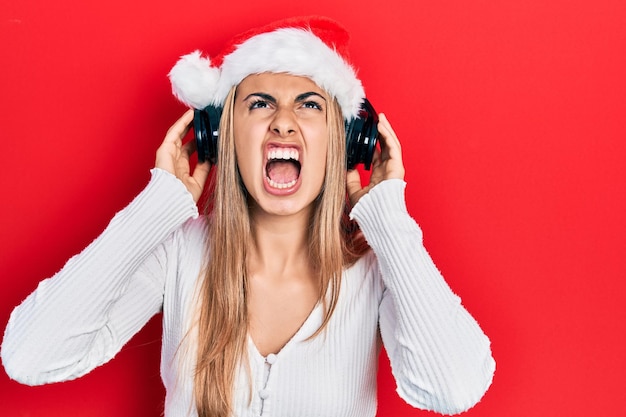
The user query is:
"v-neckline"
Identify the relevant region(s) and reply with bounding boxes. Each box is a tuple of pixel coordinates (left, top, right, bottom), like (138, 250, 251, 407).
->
(248, 301, 324, 360)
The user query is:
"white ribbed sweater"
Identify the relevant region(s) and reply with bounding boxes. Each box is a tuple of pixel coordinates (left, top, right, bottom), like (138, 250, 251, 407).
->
(1, 169, 495, 416)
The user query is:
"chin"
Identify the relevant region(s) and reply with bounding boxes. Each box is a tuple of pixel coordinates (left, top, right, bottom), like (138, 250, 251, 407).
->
(250, 184, 321, 219)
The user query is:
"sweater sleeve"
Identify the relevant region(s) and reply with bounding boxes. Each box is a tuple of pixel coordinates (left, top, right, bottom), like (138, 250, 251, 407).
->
(1, 168, 199, 386)
(350, 179, 495, 415)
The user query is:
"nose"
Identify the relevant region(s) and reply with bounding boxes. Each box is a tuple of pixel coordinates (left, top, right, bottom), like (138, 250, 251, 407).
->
(270, 108, 297, 137)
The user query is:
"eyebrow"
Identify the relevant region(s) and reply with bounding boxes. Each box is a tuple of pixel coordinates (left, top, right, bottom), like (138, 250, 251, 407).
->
(295, 91, 327, 102)
(243, 91, 327, 104)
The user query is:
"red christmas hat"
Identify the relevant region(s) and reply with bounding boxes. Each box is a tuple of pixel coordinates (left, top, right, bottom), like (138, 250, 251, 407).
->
(168, 16, 365, 120)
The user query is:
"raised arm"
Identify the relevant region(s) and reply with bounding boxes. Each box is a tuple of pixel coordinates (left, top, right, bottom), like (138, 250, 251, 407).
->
(1, 112, 205, 385)
(348, 114, 495, 414)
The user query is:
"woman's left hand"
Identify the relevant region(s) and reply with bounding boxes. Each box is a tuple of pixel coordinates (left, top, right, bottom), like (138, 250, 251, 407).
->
(346, 113, 405, 206)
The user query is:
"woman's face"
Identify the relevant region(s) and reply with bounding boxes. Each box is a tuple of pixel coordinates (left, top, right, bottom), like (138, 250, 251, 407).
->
(233, 73, 330, 219)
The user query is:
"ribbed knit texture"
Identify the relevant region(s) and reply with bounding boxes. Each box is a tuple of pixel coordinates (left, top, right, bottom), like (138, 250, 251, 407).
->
(2, 171, 495, 417)
(350, 179, 495, 414)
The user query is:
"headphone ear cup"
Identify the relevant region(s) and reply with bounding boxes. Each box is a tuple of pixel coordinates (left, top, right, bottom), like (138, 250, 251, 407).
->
(361, 100, 379, 170)
(346, 116, 365, 170)
(193, 109, 209, 163)
(193, 106, 222, 165)
(205, 105, 221, 165)
(345, 98, 379, 170)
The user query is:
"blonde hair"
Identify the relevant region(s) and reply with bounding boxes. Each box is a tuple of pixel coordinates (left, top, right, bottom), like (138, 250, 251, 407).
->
(193, 87, 368, 417)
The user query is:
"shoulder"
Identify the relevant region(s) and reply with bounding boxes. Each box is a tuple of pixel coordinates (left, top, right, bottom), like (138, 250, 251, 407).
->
(342, 250, 384, 298)
(180, 214, 209, 239)
(170, 215, 209, 254)
(347, 250, 378, 275)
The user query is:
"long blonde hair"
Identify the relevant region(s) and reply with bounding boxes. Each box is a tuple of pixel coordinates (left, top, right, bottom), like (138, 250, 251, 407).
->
(193, 86, 368, 417)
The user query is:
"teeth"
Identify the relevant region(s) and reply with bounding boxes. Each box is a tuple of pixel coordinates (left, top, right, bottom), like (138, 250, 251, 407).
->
(265, 147, 300, 190)
(267, 148, 299, 161)
(267, 178, 298, 189)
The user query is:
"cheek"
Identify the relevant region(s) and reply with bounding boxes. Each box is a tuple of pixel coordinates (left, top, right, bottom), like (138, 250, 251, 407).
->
(234, 146, 261, 189)
(233, 136, 257, 191)
(308, 126, 331, 164)
(304, 128, 331, 184)
(234, 122, 264, 165)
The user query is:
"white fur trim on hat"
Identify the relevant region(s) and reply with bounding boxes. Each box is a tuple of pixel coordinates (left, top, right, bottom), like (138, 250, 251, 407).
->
(214, 28, 364, 120)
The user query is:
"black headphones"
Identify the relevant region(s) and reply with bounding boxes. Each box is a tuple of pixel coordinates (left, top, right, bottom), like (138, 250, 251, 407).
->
(193, 98, 379, 170)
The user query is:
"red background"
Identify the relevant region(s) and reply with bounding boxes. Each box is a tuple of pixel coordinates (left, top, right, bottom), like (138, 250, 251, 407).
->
(1, 1, 625, 416)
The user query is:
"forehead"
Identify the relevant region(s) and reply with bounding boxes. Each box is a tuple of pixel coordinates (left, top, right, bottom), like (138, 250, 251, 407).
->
(236, 73, 328, 99)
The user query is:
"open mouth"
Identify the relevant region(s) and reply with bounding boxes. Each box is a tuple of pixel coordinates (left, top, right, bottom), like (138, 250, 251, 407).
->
(265, 147, 301, 189)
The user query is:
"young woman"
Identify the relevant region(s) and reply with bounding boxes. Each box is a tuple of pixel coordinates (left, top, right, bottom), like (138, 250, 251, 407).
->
(1, 16, 495, 417)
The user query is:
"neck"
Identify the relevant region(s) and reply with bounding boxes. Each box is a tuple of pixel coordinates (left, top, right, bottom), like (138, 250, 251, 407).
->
(248, 206, 313, 277)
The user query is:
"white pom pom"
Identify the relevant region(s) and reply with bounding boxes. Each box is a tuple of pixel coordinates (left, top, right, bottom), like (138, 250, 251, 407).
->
(168, 51, 220, 109)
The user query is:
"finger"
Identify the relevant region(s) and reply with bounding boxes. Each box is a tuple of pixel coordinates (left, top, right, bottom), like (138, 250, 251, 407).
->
(181, 137, 197, 159)
(192, 160, 211, 192)
(181, 138, 211, 198)
(378, 114, 400, 147)
(156, 110, 195, 172)
(378, 114, 400, 144)
(377, 113, 402, 161)
(370, 147, 382, 168)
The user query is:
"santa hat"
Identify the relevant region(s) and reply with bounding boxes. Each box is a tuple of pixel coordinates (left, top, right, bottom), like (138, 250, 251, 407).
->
(168, 16, 365, 120)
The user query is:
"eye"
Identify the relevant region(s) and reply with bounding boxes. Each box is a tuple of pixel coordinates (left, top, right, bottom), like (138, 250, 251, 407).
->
(302, 100, 323, 111)
(249, 99, 270, 110)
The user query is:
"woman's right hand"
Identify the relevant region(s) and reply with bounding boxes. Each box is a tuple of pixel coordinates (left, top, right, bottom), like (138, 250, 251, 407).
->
(155, 109, 211, 202)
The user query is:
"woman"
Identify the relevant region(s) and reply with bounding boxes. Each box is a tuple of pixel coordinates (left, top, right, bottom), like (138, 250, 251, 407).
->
(1, 16, 495, 417)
